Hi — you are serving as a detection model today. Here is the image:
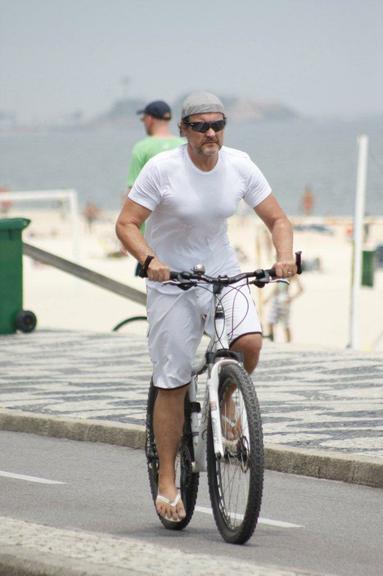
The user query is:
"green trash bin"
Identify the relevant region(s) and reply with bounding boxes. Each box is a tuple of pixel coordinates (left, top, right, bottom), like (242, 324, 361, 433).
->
(0, 217, 37, 334)
(362, 249, 375, 288)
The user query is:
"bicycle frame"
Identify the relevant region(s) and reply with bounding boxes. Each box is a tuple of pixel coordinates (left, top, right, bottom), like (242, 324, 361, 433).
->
(189, 294, 244, 473)
(166, 256, 302, 474)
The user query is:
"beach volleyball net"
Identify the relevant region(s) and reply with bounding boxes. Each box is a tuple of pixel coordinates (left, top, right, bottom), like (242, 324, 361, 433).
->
(0, 189, 80, 259)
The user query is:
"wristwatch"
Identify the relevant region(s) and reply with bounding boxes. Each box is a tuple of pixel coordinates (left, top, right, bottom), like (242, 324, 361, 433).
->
(139, 255, 155, 278)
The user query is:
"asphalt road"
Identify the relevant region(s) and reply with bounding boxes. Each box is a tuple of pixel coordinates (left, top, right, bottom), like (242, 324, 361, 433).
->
(0, 431, 382, 576)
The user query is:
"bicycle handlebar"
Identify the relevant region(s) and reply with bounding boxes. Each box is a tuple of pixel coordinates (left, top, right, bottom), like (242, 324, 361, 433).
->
(139, 252, 302, 287)
(167, 251, 302, 288)
(169, 268, 273, 284)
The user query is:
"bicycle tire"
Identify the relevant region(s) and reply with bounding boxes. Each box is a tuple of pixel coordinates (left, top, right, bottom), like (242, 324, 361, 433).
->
(207, 362, 264, 544)
(145, 380, 199, 530)
(112, 316, 147, 332)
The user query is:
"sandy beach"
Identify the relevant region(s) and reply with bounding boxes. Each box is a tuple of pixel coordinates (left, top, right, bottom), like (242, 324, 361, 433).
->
(8, 207, 383, 352)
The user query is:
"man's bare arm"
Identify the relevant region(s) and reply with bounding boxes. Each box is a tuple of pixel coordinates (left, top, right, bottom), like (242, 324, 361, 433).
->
(115, 198, 170, 281)
(254, 194, 296, 277)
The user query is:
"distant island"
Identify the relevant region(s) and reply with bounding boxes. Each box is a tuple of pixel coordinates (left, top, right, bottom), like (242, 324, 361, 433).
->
(0, 95, 299, 131)
(3, 97, 383, 132)
(92, 95, 299, 126)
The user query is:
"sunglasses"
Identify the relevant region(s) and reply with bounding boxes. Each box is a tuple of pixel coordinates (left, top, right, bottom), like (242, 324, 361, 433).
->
(183, 119, 226, 133)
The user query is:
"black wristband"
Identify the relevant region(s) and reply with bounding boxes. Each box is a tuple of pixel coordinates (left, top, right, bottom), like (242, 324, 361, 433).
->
(139, 255, 155, 278)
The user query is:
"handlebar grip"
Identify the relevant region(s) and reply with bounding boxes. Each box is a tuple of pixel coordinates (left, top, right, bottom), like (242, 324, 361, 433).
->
(265, 251, 302, 279)
(169, 271, 179, 280)
(138, 264, 147, 278)
(266, 267, 277, 279)
(295, 251, 302, 274)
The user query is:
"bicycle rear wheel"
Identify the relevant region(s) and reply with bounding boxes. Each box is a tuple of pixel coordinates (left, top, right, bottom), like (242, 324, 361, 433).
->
(145, 381, 199, 530)
(207, 362, 264, 544)
(112, 316, 147, 332)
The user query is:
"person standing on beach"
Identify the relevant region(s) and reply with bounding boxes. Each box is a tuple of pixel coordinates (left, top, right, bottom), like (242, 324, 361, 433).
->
(116, 91, 297, 523)
(301, 185, 314, 216)
(265, 275, 304, 342)
(83, 201, 101, 233)
(126, 100, 185, 274)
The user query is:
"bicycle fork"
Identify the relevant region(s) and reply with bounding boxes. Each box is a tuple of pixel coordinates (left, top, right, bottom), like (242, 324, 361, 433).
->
(191, 357, 244, 472)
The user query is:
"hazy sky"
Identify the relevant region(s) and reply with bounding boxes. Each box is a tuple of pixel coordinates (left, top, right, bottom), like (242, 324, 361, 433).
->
(1, 0, 382, 123)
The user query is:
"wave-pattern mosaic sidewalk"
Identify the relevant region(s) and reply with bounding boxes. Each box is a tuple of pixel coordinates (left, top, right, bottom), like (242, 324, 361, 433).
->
(1, 329, 382, 460)
(0, 515, 320, 576)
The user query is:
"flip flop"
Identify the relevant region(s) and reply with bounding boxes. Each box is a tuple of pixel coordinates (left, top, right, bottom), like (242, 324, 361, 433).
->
(156, 492, 184, 522)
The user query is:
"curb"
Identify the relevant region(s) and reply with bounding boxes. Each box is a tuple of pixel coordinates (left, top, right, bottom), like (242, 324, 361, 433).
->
(0, 408, 144, 449)
(0, 548, 136, 576)
(0, 515, 322, 576)
(264, 444, 383, 489)
(0, 408, 382, 489)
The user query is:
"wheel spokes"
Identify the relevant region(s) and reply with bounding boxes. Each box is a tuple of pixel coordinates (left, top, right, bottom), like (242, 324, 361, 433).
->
(218, 382, 252, 528)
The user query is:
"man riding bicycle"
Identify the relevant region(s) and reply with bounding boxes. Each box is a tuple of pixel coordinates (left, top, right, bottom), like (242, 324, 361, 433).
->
(116, 91, 296, 523)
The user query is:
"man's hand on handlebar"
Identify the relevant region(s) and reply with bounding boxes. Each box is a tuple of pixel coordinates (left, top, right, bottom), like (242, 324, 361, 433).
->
(272, 251, 302, 278)
(147, 257, 171, 282)
(273, 257, 297, 278)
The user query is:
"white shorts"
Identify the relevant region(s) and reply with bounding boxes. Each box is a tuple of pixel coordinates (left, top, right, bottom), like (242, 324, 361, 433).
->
(146, 283, 262, 389)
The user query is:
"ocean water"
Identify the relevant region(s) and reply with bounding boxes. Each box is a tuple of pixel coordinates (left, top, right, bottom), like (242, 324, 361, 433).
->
(1, 118, 382, 216)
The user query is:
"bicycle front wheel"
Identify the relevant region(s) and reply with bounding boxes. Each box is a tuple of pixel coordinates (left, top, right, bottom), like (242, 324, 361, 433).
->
(145, 381, 199, 530)
(207, 362, 264, 544)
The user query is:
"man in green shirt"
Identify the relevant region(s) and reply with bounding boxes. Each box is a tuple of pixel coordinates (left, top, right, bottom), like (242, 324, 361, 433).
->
(127, 100, 184, 274)
(127, 100, 185, 187)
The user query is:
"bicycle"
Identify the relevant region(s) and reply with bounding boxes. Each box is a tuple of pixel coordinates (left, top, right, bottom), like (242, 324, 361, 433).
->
(145, 253, 302, 544)
(112, 315, 147, 332)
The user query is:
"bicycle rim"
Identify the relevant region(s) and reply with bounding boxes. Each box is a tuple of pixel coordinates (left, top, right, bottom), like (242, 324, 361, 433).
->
(207, 363, 264, 544)
(145, 381, 199, 530)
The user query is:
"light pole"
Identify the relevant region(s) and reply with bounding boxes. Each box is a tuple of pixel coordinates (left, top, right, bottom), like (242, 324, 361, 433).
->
(349, 134, 369, 350)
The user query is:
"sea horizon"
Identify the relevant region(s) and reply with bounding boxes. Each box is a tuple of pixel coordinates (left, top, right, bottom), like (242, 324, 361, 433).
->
(1, 116, 382, 217)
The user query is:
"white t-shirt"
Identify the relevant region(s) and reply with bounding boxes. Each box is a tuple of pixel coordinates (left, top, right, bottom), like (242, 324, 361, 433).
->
(129, 144, 271, 291)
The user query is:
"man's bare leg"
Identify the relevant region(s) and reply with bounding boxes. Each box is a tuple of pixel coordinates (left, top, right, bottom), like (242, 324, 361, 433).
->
(230, 332, 262, 374)
(153, 385, 189, 521)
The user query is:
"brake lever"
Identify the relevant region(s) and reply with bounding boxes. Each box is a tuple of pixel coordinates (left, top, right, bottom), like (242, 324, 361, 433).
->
(162, 280, 196, 291)
(252, 268, 272, 288)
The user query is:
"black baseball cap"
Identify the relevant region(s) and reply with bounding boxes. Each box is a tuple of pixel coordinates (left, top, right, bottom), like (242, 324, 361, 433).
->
(136, 100, 171, 120)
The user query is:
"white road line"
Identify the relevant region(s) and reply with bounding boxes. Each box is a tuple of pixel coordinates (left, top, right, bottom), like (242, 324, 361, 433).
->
(258, 517, 303, 529)
(195, 505, 303, 528)
(0, 470, 66, 485)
